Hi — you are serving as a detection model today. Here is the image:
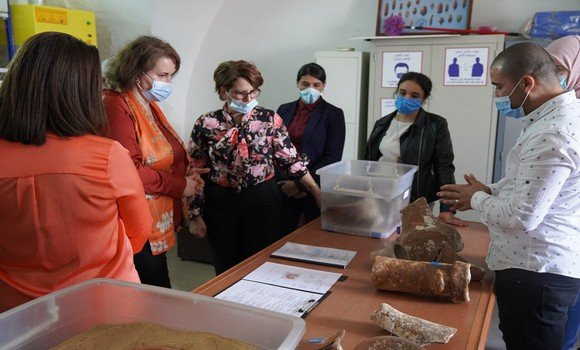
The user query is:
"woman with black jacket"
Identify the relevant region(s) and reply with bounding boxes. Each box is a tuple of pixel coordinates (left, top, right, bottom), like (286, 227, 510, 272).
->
(276, 63, 346, 237)
(365, 72, 466, 226)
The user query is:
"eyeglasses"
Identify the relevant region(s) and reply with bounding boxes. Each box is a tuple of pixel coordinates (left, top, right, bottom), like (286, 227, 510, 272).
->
(228, 89, 261, 100)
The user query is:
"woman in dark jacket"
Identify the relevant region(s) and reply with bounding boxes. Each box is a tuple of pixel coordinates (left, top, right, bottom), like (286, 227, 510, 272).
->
(276, 63, 346, 237)
(365, 72, 466, 226)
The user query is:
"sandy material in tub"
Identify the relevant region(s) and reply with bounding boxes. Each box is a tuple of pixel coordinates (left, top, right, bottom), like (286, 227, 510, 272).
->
(51, 322, 257, 350)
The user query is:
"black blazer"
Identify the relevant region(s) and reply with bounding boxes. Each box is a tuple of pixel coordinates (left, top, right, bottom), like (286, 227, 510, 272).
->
(277, 98, 346, 182)
(364, 108, 456, 212)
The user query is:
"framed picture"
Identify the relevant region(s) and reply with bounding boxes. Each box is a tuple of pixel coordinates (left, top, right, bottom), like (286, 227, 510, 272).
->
(376, 0, 473, 36)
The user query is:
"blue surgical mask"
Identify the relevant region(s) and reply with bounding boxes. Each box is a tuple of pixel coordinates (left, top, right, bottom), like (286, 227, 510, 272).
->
(395, 95, 422, 115)
(493, 77, 531, 119)
(299, 87, 322, 104)
(229, 99, 258, 115)
(141, 73, 172, 102)
(557, 74, 568, 89)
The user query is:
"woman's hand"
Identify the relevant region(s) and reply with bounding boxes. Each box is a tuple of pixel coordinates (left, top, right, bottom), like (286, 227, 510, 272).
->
(438, 211, 468, 227)
(278, 180, 301, 198)
(183, 168, 210, 197)
(298, 173, 322, 208)
(310, 186, 322, 208)
(188, 216, 207, 238)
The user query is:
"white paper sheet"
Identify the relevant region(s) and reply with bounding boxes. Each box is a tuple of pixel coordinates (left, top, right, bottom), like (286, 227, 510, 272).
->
(215, 280, 322, 317)
(271, 242, 357, 268)
(243, 262, 342, 294)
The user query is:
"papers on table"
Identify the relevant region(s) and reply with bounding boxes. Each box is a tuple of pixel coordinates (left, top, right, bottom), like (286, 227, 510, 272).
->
(215, 280, 322, 317)
(243, 261, 342, 294)
(271, 242, 357, 268)
(215, 262, 342, 317)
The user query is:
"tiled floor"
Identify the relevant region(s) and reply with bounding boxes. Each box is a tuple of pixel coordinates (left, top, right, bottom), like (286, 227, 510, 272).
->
(166, 247, 215, 292)
(486, 304, 507, 350)
(167, 247, 511, 349)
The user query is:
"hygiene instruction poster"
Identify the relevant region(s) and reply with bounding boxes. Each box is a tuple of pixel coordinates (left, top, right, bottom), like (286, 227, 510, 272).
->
(382, 51, 423, 87)
(444, 47, 489, 86)
(381, 98, 396, 118)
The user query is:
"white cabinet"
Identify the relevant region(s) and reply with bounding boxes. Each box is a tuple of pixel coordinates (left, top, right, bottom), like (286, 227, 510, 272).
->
(315, 51, 369, 160)
(366, 35, 505, 220)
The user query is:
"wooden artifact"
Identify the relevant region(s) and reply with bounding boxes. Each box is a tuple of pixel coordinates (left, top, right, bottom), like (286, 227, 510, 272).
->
(354, 336, 424, 349)
(370, 303, 456, 345)
(371, 256, 471, 303)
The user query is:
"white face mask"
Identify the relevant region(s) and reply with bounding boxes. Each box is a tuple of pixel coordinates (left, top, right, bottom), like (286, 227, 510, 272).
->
(229, 99, 258, 115)
(493, 77, 532, 119)
(299, 87, 322, 104)
(141, 72, 172, 102)
(557, 74, 568, 89)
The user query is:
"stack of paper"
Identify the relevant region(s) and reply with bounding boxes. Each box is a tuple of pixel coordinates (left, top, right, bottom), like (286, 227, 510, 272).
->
(215, 262, 342, 317)
(271, 242, 357, 268)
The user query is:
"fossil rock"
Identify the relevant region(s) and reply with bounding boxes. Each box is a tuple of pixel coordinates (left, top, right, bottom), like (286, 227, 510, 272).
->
(354, 335, 424, 350)
(397, 198, 463, 261)
(370, 303, 456, 345)
(371, 256, 471, 303)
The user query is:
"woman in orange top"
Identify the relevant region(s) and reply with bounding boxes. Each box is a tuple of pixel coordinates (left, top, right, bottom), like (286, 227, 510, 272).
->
(0, 32, 152, 312)
(103, 36, 206, 288)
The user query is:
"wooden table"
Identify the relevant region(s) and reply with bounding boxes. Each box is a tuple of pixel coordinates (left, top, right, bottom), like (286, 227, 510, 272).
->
(194, 219, 495, 349)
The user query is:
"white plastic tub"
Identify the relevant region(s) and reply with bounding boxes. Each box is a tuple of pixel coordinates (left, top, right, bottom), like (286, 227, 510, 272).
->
(316, 160, 418, 238)
(0, 279, 305, 350)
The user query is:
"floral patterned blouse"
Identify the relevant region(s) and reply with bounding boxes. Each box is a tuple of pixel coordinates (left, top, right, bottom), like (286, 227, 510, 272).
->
(187, 105, 309, 216)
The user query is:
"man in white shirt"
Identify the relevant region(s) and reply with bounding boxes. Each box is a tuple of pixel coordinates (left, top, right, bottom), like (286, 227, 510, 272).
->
(438, 42, 580, 350)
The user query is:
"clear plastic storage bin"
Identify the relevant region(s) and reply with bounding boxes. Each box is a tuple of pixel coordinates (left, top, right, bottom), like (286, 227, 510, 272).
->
(316, 160, 418, 238)
(0, 279, 305, 350)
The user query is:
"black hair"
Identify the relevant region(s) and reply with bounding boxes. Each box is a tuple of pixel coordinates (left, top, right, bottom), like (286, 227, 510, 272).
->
(296, 63, 326, 83)
(0, 32, 106, 145)
(397, 72, 433, 98)
(491, 42, 558, 84)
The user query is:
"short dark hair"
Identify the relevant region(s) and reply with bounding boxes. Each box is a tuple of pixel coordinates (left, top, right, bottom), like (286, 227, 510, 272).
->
(296, 63, 326, 83)
(0, 32, 107, 145)
(105, 36, 181, 92)
(397, 72, 433, 99)
(214, 60, 263, 101)
(491, 42, 558, 84)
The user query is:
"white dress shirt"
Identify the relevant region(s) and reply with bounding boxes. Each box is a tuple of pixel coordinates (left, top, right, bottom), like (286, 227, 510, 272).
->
(471, 91, 580, 279)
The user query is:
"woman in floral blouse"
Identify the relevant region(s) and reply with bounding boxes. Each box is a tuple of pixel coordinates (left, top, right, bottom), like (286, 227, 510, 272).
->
(188, 60, 322, 274)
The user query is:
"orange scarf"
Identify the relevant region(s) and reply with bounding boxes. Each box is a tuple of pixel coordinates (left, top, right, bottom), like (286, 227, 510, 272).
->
(122, 92, 187, 255)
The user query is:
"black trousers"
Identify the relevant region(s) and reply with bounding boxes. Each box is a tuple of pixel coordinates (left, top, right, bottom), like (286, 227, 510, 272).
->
(204, 179, 281, 275)
(277, 191, 320, 240)
(494, 268, 580, 350)
(133, 241, 171, 288)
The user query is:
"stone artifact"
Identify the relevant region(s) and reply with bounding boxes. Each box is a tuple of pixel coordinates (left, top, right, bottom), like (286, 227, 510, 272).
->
(323, 196, 384, 228)
(436, 242, 486, 281)
(371, 197, 486, 282)
(371, 256, 471, 303)
(397, 198, 463, 261)
(370, 303, 456, 345)
(51, 322, 257, 350)
(354, 336, 425, 350)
